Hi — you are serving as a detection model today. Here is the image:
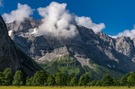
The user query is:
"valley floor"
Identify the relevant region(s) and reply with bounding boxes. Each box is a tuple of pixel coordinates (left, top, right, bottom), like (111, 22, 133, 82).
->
(0, 86, 134, 89)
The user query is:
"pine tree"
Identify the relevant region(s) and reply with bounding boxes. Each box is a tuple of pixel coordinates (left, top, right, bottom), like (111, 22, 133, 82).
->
(101, 74, 114, 86)
(0, 72, 4, 86)
(55, 71, 66, 86)
(69, 76, 78, 86)
(96, 80, 102, 86)
(32, 70, 48, 86)
(88, 80, 97, 86)
(127, 72, 135, 86)
(78, 73, 90, 86)
(3, 68, 13, 85)
(120, 73, 130, 86)
(67, 73, 75, 86)
(47, 75, 56, 86)
(26, 77, 33, 86)
(12, 70, 24, 86)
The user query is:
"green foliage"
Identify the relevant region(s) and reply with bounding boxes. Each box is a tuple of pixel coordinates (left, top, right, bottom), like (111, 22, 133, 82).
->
(113, 78, 120, 86)
(3, 68, 13, 85)
(127, 72, 135, 86)
(32, 70, 48, 86)
(55, 71, 66, 86)
(67, 73, 75, 85)
(95, 80, 102, 86)
(101, 74, 114, 86)
(1, 67, 135, 87)
(26, 77, 33, 86)
(12, 70, 24, 86)
(69, 76, 78, 86)
(41, 56, 84, 76)
(120, 73, 130, 86)
(79, 73, 90, 86)
(47, 75, 56, 86)
(88, 80, 97, 86)
(0, 72, 4, 86)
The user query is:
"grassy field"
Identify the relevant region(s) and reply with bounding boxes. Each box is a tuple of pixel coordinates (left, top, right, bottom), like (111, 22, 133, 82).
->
(0, 86, 134, 89)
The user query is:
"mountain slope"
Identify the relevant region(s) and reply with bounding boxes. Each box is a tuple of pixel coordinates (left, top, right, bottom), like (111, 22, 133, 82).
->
(6, 18, 135, 78)
(0, 16, 41, 76)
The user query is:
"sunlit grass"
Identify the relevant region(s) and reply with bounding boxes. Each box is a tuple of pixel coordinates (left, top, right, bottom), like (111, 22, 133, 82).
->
(0, 86, 134, 89)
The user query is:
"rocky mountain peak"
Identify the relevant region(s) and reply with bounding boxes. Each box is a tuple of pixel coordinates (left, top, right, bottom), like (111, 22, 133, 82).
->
(6, 17, 135, 76)
(115, 36, 134, 56)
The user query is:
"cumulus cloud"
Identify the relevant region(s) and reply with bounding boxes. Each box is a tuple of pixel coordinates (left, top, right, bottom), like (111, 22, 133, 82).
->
(34, 2, 105, 38)
(2, 3, 33, 23)
(37, 2, 77, 38)
(75, 16, 105, 33)
(0, 0, 3, 7)
(113, 26, 135, 39)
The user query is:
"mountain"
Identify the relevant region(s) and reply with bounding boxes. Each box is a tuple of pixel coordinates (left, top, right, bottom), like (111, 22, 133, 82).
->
(6, 18, 135, 78)
(0, 16, 41, 76)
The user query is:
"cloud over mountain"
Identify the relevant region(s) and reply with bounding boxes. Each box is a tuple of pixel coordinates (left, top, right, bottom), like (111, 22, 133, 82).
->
(113, 26, 135, 39)
(75, 16, 105, 33)
(2, 2, 105, 38)
(34, 2, 105, 38)
(36, 2, 77, 38)
(2, 3, 33, 23)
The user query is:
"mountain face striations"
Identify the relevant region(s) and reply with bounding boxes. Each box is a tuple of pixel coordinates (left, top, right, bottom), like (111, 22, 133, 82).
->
(6, 18, 135, 78)
(0, 16, 41, 76)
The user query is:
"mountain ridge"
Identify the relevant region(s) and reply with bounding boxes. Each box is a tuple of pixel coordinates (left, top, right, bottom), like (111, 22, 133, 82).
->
(6, 17, 135, 77)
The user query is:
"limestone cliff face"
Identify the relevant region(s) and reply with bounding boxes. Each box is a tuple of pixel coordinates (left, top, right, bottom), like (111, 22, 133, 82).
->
(6, 17, 135, 75)
(0, 16, 41, 76)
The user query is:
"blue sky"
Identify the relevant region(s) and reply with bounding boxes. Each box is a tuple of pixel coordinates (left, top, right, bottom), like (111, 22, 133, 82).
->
(1, 0, 135, 36)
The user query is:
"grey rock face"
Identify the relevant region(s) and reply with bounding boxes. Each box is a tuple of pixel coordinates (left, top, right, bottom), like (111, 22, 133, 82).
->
(0, 16, 41, 76)
(6, 18, 135, 74)
(38, 46, 70, 62)
(115, 36, 135, 57)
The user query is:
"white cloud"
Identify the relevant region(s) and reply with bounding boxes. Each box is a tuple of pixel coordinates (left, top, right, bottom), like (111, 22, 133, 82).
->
(36, 2, 77, 38)
(2, 2, 105, 38)
(113, 26, 135, 39)
(2, 3, 33, 23)
(35, 2, 105, 38)
(0, 0, 3, 7)
(75, 16, 105, 33)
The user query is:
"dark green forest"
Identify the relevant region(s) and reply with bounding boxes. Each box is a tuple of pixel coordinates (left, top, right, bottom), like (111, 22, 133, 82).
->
(0, 68, 135, 87)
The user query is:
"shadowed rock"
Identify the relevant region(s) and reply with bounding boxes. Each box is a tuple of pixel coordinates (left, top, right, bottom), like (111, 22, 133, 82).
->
(0, 16, 41, 76)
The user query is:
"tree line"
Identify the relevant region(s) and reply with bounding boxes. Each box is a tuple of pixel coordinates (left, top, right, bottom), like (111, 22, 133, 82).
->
(0, 68, 135, 87)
